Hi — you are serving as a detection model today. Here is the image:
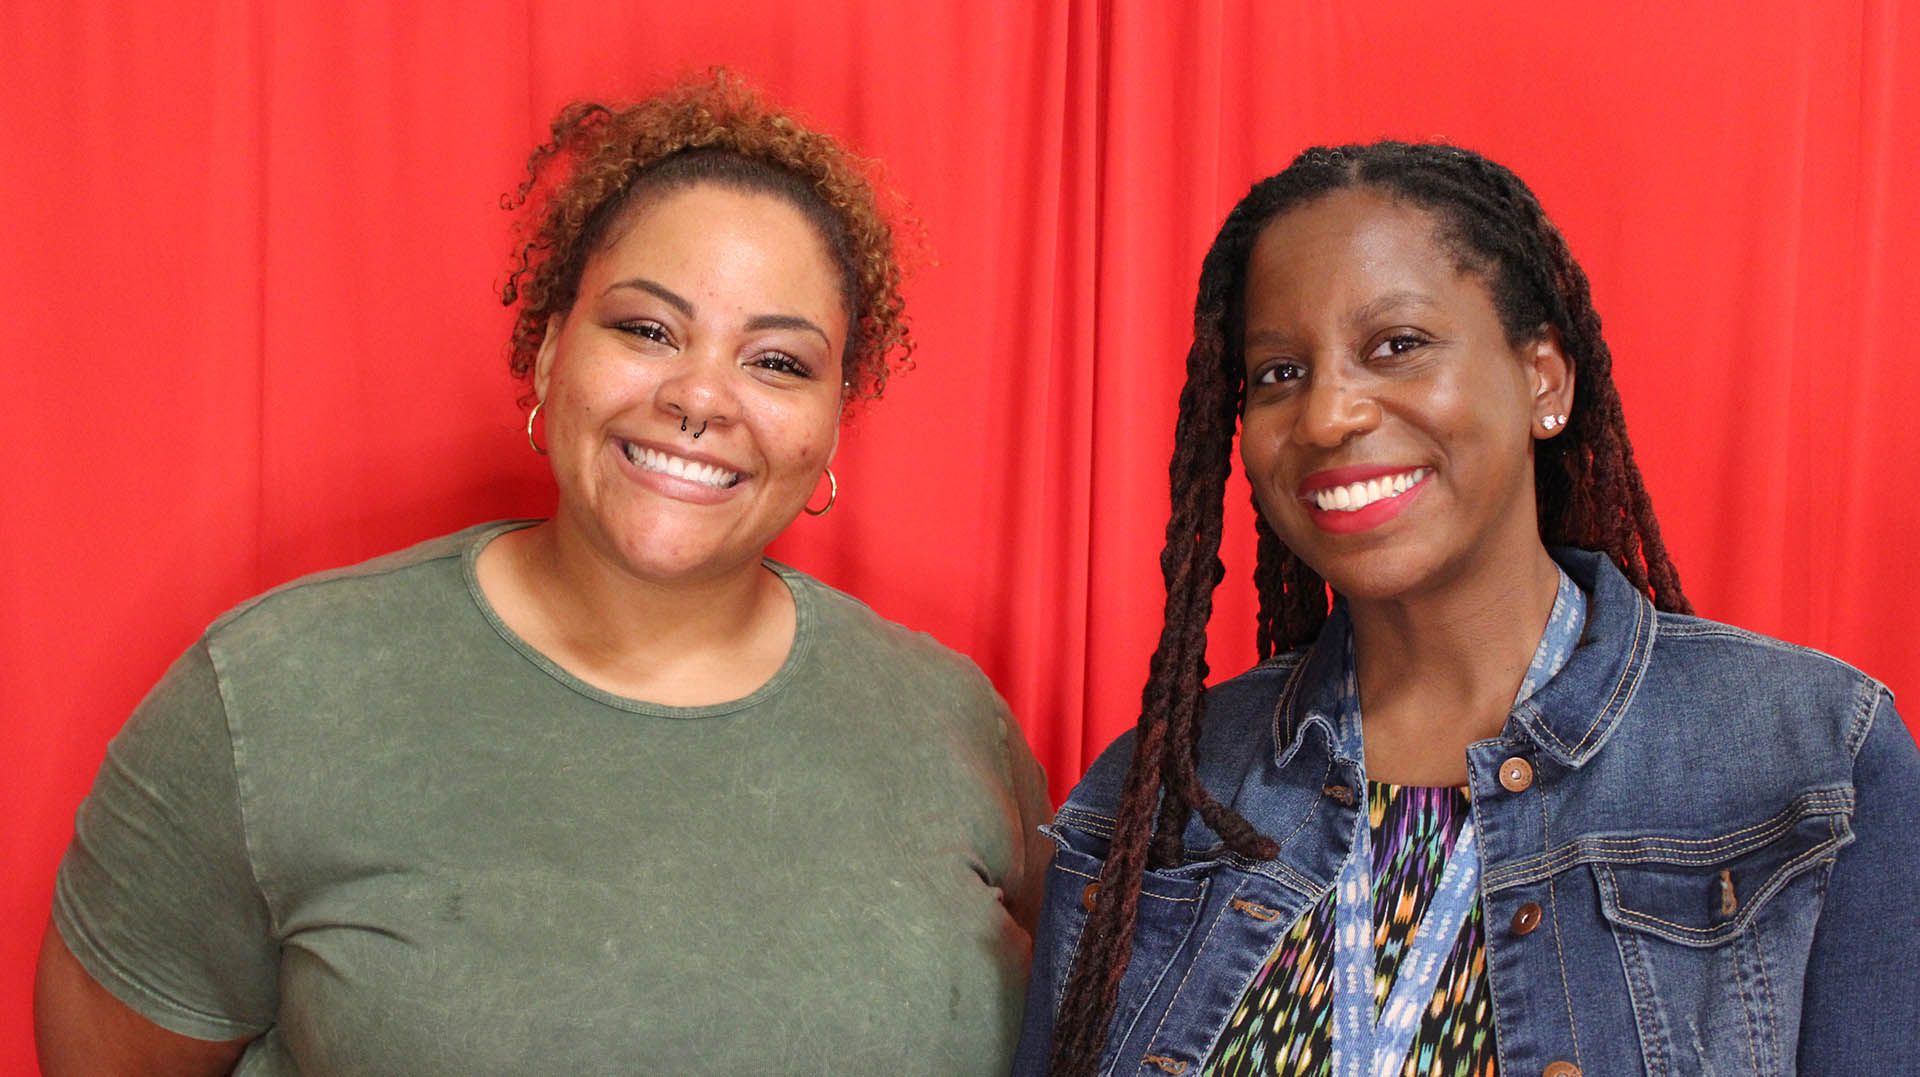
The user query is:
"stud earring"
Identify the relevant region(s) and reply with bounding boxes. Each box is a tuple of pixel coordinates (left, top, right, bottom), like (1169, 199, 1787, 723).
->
(1541, 414, 1567, 432)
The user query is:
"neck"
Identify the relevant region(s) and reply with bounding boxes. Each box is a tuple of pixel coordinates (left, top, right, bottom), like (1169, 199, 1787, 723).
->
(1347, 544, 1562, 785)
(476, 516, 793, 705)
(544, 523, 775, 650)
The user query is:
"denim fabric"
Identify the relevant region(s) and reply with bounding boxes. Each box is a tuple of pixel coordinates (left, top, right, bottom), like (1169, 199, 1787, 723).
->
(1014, 549, 1920, 1077)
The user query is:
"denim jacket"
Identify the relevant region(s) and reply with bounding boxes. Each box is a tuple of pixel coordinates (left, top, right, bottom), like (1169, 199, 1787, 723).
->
(1014, 549, 1920, 1076)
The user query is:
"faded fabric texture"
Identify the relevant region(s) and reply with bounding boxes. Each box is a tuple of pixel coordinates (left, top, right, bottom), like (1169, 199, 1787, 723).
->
(54, 521, 1051, 1075)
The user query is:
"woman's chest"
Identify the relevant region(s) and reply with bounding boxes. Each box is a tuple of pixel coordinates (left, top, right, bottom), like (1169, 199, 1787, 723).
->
(1042, 761, 1850, 1076)
(235, 704, 1028, 1074)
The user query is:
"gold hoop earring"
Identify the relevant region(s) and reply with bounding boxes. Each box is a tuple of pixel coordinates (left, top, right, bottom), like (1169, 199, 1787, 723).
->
(526, 401, 548, 456)
(803, 467, 837, 517)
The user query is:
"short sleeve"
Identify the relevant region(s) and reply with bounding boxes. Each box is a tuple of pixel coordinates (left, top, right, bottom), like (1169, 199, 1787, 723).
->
(51, 640, 279, 1041)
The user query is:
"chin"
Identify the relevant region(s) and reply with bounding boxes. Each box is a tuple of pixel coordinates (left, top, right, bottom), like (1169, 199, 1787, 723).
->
(1340, 544, 1515, 609)
(1297, 543, 1449, 605)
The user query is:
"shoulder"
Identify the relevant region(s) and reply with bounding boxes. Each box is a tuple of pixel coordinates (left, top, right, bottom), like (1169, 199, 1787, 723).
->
(1561, 547, 1888, 760)
(777, 562, 1001, 705)
(773, 563, 1036, 802)
(203, 521, 512, 663)
(1651, 610, 1879, 680)
(1646, 610, 1887, 754)
(1060, 655, 1303, 823)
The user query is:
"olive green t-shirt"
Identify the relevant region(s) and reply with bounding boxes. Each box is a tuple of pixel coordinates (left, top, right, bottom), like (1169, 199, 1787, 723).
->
(54, 521, 1052, 1075)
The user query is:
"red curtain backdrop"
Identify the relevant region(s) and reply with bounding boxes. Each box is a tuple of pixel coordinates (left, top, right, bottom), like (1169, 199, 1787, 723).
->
(6, 1, 1916, 1067)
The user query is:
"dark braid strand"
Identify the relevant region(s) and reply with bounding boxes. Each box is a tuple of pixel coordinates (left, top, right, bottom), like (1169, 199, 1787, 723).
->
(1254, 512, 1330, 664)
(1047, 247, 1247, 1072)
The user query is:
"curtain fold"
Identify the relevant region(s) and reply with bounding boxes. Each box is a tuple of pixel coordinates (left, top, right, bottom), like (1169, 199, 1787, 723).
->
(5, 3, 1915, 1066)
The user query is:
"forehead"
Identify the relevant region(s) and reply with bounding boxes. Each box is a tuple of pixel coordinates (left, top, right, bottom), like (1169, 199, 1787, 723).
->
(587, 184, 844, 311)
(1245, 188, 1478, 320)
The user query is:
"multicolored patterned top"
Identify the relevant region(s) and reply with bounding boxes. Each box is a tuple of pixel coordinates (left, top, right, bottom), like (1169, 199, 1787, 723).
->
(1204, 781, 1493, 1077)
(1204, 568, 1586, 1077)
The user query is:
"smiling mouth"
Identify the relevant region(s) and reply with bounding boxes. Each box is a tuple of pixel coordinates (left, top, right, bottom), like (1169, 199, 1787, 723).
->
(620, 442, 743, 489)
(1306, 467, 1430, 512)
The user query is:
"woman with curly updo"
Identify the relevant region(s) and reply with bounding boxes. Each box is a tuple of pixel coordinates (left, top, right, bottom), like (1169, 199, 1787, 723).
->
(36, 74, 1050, 1075)
(1015, 143, 1920, 1075)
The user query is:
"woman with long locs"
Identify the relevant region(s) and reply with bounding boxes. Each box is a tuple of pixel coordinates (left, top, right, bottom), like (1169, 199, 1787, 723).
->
(1014, 144, 1920, 1076)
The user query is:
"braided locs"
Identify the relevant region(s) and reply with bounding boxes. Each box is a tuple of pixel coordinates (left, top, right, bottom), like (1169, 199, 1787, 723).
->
(1047, 143, 1689, 1074)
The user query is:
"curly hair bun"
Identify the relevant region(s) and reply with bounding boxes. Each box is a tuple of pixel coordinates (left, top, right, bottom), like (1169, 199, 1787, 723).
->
(501, 69, 913, 407)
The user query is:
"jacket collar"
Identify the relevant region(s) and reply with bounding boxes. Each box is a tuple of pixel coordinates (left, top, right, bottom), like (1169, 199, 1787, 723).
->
(1270, 602, 1353, 770)
(1273, 547, 1657, 770)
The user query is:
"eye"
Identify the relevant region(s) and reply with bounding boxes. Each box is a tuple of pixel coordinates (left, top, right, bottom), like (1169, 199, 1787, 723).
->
(753, 351, 814, 378)
(1252, 361, 1305, 386)
(615, 320, 674, 346)
(1367, 333, 1428, 360)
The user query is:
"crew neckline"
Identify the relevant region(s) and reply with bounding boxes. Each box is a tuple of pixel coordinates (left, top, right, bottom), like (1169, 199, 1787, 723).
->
(460, 519, 816, 718)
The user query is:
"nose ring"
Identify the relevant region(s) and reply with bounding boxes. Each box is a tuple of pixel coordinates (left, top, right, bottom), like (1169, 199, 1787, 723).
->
(691, 420, 708, 440)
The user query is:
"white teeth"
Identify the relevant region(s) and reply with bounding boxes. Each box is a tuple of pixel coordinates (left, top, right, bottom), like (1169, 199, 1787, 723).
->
(622, 443, 741, 489)
(1310, 468, 1429, 512)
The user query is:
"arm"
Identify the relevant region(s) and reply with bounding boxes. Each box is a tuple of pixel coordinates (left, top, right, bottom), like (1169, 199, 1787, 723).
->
(35, 922, 248, 1076)
(1003, 709, 1056, 937)
(1796, 688, 1920, 1071)
(39, 641, 278, 1068)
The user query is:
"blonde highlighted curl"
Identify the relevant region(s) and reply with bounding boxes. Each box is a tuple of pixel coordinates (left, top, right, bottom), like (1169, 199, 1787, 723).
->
(500, 71, 913, 406)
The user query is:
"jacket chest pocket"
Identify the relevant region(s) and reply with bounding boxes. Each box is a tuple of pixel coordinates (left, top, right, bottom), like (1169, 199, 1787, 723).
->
(1590, 795, 1852, 1077)
(1036, 825, 1209, 1057)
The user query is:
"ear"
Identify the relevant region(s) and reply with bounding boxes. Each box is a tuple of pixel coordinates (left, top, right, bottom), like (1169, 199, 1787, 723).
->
(532, 314, 563, 402)
(1525, 325, 1574, 435)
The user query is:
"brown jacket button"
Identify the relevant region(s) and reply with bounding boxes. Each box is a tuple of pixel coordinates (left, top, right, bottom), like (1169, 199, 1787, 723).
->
(1511, 901, 1543, 936)
(1499, 756, 1535, 792)
(1542, 1062, 1581, 1077)
(1081, 882, 1100, 912)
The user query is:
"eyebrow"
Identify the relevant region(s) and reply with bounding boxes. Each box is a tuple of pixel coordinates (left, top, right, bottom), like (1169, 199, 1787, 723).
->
(602, 278, 828, 343)
(1244, 327, 1292, 351)
(744, 313, 830, 344)
(1348, 290, 1440, 326)
(1244, 290, 1442, 352)
(604, 277, 693, 316)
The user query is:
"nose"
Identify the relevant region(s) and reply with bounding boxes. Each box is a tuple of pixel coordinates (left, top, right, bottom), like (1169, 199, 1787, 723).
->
(1290, 371, 1380, 448)
(659, 346, 738, 432)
